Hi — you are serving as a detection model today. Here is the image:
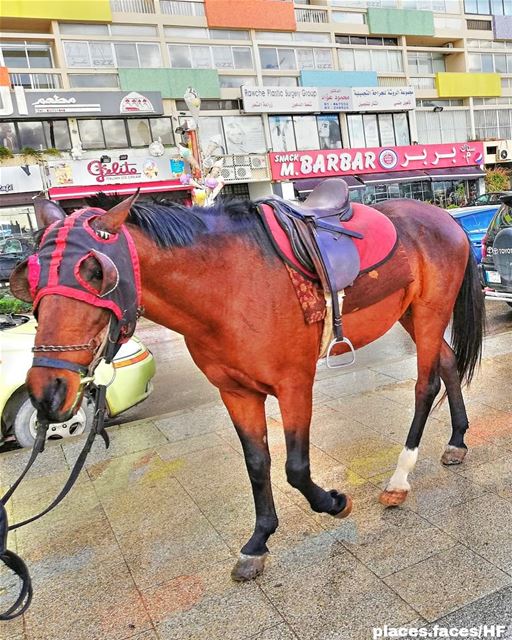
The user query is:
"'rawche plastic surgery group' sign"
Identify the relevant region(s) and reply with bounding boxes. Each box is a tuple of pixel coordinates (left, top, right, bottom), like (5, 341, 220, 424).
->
(241, 86, 416, 114)
(269, 142, 485, 181)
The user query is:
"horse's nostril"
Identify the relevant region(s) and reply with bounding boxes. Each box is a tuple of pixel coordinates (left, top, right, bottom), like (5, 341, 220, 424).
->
(49, 377, 68, 413)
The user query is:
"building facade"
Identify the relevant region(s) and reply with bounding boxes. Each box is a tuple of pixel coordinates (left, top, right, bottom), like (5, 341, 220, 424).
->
(1, 0, 512, 228)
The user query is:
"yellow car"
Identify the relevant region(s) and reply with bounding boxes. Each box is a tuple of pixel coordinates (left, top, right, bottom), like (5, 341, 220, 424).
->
(1, 314, 155, 448)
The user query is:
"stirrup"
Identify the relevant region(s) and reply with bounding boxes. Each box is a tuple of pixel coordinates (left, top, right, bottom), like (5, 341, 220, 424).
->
(326, 336, 356, 369)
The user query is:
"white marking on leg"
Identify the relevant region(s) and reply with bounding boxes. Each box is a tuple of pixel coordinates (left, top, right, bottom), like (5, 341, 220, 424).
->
(386, 447, 418, 492)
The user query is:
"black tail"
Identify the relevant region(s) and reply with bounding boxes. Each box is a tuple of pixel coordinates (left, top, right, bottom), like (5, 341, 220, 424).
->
(451, 253, 486, 386)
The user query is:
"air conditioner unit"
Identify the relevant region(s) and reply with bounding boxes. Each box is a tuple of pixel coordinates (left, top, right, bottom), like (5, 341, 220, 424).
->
(445, 42, 454, 48)
(249, 155, 267, 170)
(235, 166, 253, 180)
(233, 154, 250, 166)
(497, 140, 512, 162)
(220, 167, 236, 180)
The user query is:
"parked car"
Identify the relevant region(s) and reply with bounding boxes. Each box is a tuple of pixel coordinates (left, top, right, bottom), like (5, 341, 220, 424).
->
(448, 204, 500, 263)
(469, 191, 512, 206)
(480, 196, 512, 307)
(0, 235, 35, 282)
(0, 314, 156, 448)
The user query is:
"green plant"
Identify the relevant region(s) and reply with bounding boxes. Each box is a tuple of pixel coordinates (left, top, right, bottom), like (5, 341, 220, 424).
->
(43, 147, 61, 157)
(0, 146, 14, 160)
(446, 203, 459, 209)
(485, 167, 510, 192)
(20, 146, 42, 160)
(0, 292, 32, 314)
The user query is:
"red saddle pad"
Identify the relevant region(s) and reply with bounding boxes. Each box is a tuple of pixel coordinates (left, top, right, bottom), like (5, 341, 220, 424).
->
(260, 201, 398, 279)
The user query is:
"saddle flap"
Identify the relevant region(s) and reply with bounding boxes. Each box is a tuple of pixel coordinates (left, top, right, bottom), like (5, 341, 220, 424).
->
(315, 230, 361, 292)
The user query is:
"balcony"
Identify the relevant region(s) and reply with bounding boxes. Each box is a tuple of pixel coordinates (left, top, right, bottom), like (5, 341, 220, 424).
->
(160, 1, 205, 16)
(295, 7, 328, 23)
(110, 0, 155, 13)
(378, 75, 409, 87)
(409, 76, 436, 89)
(9, 72, 62, 90)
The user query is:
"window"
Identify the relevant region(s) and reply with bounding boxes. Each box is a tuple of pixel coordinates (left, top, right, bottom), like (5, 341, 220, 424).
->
(347, 113, 411, 147)
(262, 76, 298, 86)
(474, 108, 512, 139)
(77, 117, 174, 150)
(59, 23, 109, 35)
(339, 48, 403, 73)
(69, 74, 119, 88)
(181, 116, 265, 155)
(110, 24, 158, 36)
(408, 52, 446, 74)
(465, 0, 512, 13)
(164, 26, 209, 38)
(218, 75, 255, 88)
(0, 120, 70, 152)
(1, 42, 53, 69)
(210, 29, 250, 40)
(269, 114, 342, 152)
(468, 50, 512, 72)
(331, 11, 366, 23)
(64, 41, 162, 68)
(416, 109, 471, 144)
(169, 45, 253, 70)
(259, 47, 332, 71)
(335, 35, 398, 46)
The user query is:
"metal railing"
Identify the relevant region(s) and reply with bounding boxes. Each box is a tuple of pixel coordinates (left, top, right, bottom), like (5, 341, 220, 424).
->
(295, 7, 329, 23)
(10, 72, 62, 90)
(160, 0, 205, 16)
(377, 76, 408, 87)
(110, 0, 155, 13)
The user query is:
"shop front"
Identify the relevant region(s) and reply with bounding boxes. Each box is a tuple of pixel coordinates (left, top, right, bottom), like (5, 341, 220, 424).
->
(0, 165, 43, 238)
(270, 142, 485, 207)
(46, 154, 192, 210)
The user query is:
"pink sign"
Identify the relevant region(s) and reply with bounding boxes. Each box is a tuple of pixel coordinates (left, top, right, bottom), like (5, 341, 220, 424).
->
(270, 142, 484, 181)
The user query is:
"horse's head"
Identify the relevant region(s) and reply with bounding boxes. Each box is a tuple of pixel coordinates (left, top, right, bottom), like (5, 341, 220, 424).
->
(10, 194, 140, 423)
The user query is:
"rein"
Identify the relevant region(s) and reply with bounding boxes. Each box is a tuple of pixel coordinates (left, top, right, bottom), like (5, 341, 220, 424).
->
(0, 319, 121, 620)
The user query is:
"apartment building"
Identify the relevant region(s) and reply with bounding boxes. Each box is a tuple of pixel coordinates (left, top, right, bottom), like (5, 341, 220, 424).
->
(1, 0, 512, 229)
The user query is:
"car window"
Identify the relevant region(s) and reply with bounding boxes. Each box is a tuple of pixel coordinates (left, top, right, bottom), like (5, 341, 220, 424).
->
(0, 239, 22, 254)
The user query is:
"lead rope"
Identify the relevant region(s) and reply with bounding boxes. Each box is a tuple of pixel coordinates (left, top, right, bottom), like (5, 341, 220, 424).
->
(0, 320, 120, 620)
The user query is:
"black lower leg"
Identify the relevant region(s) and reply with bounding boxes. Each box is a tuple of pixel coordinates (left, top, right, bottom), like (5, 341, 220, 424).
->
(405, 372, 442, 450)
(235, 425, 278, 556)
(284, 430, 348, 515)
(440, 345, 469, 449)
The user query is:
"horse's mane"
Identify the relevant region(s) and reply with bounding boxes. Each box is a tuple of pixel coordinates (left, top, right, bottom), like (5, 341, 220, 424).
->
(85, 193, 270, 251)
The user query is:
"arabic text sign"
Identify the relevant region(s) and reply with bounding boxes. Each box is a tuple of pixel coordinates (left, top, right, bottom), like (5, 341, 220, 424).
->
(47, 154, 183, 189)
(270, 142, 485, 181)
(0, 89, 164, 118)
(241, 86, 416, 113)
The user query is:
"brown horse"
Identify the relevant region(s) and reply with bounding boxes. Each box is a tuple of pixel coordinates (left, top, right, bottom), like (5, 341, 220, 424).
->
(11, 191, 484, 582)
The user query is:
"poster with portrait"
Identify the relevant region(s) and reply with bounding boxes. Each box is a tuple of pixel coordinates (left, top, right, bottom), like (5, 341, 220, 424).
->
(316, 114, 342, 150)
(269, 115, 296, 152)
(293, 116, 319, 151)
(223, 116, 266, 155)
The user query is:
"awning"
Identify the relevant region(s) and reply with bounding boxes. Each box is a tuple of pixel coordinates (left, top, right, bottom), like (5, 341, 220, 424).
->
(294, 175, 364, 194)
(358, 170, 429, 184)
(48, 180, 191, 201)
(425, 166, 485, 180)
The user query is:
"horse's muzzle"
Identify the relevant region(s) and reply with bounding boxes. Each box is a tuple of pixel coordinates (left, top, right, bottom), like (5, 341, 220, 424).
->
(28, 376, 71, 424)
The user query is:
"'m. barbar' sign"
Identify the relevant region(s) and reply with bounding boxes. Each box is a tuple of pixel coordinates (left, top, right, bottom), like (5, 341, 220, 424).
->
(269, 142, 484, 181)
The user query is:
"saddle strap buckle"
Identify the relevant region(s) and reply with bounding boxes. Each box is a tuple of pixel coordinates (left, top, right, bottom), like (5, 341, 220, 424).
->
(325, 336, 356, 369)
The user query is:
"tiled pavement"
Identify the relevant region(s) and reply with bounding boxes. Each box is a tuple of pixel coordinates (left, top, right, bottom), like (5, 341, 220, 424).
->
(2, 329, 512, 640)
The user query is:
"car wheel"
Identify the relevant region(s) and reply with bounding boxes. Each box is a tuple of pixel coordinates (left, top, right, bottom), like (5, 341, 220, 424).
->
(12, 390, 94, 448)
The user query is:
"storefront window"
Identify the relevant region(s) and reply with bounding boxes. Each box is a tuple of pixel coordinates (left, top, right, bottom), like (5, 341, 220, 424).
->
(294, 116, 319, 150)
(0, 120, 71, 151)
(347, 113, 410, 147)
(127, 119, 152, 147)
(0, 123, 19, 152)
(317, 115, 342, 149)
(103, 120, 128, 148)
(78, 119, 105, 149)
(42, 121, 72, 150)
(149, 118, 173, 145)
(269, 116, 296, 152)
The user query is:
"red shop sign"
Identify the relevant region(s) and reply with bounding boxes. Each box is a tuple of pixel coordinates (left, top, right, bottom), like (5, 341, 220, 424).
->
(269, 142, 484, 181)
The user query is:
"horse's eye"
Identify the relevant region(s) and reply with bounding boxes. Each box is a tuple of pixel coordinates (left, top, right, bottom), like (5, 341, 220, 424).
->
(92, 266, 103, 281)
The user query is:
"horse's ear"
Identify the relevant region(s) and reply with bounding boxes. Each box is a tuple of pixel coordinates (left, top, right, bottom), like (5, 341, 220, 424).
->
(93, 190, 139, 234)
(34, 198, 66, 229)
(10, 259, 33, 303)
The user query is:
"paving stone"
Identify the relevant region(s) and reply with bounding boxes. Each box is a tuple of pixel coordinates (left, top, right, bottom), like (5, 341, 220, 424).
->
(383, 545, 512, 622)
(61, 420, 168, 466)
(431, 586, 512, 637)
(153, 404, 231, 442)
(457, 455, 512, 500)
(428, 494, 512, 574)
(142, 559, 283, 640)
(0, 441, 70, 488)
(315, 369, 398, 398)
(249, 624, 299, 639)
(259, 549, 418, 640)
(333, 504, 457, 577)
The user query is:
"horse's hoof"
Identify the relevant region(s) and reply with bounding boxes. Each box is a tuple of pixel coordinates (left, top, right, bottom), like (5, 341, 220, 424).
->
(331, 493, 353, 519)
(379, 488, 408, 507)
(231, 553, 268, 582)
(441, 445, 467, 466)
